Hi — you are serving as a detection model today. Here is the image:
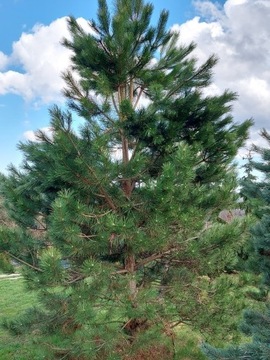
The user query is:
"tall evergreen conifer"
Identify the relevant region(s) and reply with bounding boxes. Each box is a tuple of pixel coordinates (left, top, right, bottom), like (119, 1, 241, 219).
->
(202, 129, 270, 360)
(0, 0, 252, 358)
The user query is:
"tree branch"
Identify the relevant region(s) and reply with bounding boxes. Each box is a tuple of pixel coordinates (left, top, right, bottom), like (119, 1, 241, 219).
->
(6, 251, 43, 272)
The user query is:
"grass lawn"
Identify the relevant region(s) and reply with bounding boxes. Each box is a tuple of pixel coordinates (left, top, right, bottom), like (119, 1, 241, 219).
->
(0, 277, 49, 360)
(0, 277, 207, 359)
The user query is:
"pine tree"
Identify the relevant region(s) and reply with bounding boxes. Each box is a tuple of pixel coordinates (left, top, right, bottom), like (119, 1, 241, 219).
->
(0, 0, 252, 358)
(202, 129, 270, 360)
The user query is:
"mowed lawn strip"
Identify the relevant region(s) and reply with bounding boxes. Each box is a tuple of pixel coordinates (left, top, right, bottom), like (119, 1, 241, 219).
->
(0, 277, 43, 360)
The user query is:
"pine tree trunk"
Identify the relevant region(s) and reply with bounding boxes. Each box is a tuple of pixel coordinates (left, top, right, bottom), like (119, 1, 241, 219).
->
(125, 250, 137, 302)
(119, 81, 138, 304)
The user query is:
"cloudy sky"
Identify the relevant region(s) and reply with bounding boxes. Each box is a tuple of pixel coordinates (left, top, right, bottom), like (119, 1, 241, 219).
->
(0, 0, 269, 174)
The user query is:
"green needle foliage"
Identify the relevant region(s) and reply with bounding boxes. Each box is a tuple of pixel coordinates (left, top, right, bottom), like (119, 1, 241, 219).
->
(0, 0, 252, 358)
(202, 129, 270, 359)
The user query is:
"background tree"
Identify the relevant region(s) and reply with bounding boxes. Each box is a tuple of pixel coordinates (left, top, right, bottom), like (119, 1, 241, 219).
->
(202, 129, 270, 360)
(0, 0, 252, 358)
(0, 196, 16, 273)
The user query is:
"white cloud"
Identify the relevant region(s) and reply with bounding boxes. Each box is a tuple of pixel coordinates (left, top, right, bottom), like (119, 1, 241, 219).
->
(0, 71, 32, 97)
(0, 17, 91, 105)
(23, 127, 54, 142)
(172, 0, 270, 136)
(0, 52, 8, 70)
(235, 128, 268, 160)
(0, 0, 269, 153)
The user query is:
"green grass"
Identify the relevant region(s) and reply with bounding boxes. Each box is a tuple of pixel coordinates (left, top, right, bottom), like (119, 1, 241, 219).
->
(0, 277, 207, 359)
(175, 326, 207, 359)
(0, 278, 49, 360)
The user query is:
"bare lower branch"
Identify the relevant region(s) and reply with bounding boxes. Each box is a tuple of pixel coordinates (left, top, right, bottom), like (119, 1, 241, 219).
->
(6, 251, 43, 272)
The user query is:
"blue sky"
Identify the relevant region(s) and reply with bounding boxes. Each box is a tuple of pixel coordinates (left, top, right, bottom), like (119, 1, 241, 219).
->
(0, 0, 269, 174)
